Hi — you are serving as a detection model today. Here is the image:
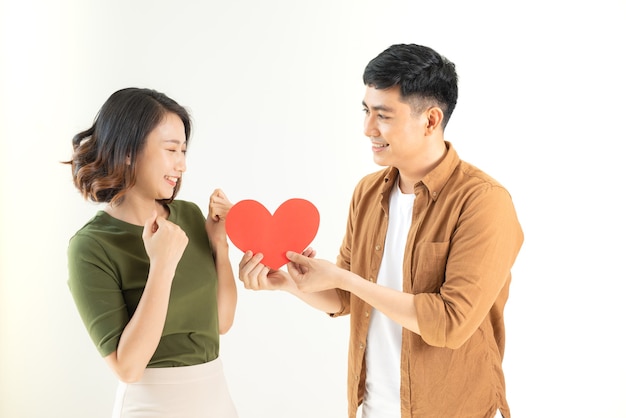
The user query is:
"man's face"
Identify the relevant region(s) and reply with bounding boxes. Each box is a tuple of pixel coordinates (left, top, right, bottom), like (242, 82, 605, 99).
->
(362, 85, 429, 170)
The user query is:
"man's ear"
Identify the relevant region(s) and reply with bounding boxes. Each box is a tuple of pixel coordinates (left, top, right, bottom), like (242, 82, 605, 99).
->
(424, 106, 444, 135)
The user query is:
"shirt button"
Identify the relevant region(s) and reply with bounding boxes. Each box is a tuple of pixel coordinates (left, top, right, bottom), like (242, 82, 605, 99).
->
(359, 343, 365, 350)
(375, 245, 381, 251)
(432, 191, 438, 197)
(365, 311, 369, 317)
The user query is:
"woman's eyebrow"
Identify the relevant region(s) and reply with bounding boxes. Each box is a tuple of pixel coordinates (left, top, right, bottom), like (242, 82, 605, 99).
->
(163, 139, 186, 145)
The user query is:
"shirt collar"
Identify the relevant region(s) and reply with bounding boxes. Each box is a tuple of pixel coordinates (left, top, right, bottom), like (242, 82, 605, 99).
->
(381, 141, 460, 202)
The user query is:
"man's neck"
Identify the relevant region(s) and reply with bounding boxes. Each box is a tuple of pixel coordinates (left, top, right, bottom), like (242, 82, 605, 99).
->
(397, 139, 447, 193)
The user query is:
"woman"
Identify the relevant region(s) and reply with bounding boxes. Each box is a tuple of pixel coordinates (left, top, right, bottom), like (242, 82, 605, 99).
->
(65, 87, 238, 417)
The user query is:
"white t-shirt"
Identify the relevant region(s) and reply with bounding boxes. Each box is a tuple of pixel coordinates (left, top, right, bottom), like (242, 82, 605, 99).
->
(362, 180, 415, 418)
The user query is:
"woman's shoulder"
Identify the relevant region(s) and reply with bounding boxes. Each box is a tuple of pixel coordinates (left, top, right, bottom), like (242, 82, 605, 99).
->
(170, 199, 203, 217)
(72, 210, 142, 236)
(169, 200, 206, 229)
(68, 210, 141, 252)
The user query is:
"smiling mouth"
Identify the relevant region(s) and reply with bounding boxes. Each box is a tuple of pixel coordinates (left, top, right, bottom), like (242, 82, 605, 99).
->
(165, 176, 179, 185)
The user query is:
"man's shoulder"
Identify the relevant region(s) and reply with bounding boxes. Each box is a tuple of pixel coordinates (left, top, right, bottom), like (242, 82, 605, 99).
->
(456, 160, 506, 191)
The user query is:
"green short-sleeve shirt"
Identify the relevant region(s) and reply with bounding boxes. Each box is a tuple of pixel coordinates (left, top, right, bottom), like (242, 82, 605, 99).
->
(67, 200, 220, 367)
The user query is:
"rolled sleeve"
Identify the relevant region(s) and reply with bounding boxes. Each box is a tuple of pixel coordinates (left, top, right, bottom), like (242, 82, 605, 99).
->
(415, 185, 523, 348)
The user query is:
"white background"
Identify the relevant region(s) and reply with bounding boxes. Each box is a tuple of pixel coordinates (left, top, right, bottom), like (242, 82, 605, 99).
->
(1, 0, 625, 417)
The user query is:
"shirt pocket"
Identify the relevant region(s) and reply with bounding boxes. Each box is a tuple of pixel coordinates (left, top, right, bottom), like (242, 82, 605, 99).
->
(411, 241, 449, 293)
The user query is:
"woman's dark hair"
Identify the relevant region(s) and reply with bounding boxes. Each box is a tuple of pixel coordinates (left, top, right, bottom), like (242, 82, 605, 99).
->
(65, 87, 191, 205)
(363, 44, 458, 128)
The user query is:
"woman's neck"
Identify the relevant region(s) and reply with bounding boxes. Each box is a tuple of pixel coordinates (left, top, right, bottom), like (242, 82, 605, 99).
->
(104, 196, 169, 226)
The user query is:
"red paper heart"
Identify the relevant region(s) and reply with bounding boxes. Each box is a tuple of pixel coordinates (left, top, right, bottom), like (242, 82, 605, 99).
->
(225, 199, 320, 270)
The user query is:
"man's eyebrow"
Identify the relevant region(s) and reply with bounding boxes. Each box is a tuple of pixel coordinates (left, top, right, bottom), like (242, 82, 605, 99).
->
(362, 101, 394, 112)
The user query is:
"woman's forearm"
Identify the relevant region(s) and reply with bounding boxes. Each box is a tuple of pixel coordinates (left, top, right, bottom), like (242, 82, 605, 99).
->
(213, 243, 237, 334)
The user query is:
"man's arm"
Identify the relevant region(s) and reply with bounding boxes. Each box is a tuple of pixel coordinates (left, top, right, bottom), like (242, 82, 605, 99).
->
(286, 253, 420, 334)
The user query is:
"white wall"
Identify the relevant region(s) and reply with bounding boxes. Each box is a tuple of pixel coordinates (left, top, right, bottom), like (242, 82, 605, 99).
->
(1, 0, 625, 417)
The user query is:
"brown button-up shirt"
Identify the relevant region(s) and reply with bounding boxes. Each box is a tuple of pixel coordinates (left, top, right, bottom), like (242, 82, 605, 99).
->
(332, 142, 524, 418)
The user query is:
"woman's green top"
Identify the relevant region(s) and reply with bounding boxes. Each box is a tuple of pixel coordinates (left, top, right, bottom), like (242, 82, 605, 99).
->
(67, 200, 219, 367)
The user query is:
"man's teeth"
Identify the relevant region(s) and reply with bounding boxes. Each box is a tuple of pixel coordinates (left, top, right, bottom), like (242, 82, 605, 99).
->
(166, 176, 178, 183)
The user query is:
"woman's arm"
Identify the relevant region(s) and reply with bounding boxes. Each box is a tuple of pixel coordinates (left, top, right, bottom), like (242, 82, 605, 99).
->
(207, 189, 238, 334)
(105, 212, 189, 382)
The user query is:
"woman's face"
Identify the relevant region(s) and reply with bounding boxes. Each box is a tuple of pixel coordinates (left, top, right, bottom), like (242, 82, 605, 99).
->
(131, 112, 187, 201)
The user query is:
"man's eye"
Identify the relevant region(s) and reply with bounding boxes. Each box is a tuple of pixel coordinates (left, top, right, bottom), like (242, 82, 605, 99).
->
(362, 108, 370, 114)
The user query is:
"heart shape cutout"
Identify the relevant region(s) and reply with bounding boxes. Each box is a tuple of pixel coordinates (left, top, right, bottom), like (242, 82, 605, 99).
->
(225, 199, 320, 270)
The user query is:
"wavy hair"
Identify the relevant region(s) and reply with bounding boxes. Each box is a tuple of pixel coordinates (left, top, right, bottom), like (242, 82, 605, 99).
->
(65, 88, 191, 205)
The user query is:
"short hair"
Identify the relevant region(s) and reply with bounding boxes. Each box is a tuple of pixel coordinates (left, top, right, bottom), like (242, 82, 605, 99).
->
(66, 87, 191, 205)
(363, 44, 458, 128)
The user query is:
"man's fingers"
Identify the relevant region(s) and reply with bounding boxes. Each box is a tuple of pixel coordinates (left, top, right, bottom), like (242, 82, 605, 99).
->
(286, 261, 299, 278)
(301, 247, 316, 258)
(286, 251, 309, 265)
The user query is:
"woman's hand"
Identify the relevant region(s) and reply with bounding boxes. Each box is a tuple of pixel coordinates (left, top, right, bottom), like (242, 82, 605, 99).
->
(238, 251, 294, 292)
(142, 210, 189, 279)
(238, 247, 316, 293)
(206, 188, 232, 246)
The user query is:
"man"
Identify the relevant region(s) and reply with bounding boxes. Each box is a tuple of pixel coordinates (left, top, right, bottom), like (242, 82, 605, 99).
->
(239, 43, 523, 418)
